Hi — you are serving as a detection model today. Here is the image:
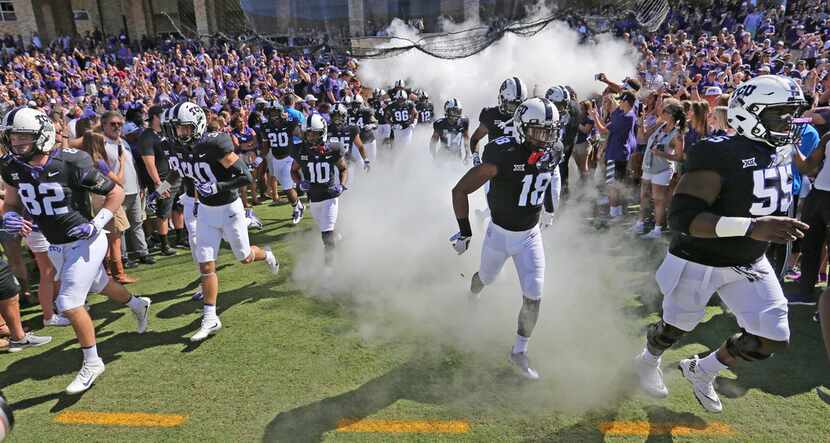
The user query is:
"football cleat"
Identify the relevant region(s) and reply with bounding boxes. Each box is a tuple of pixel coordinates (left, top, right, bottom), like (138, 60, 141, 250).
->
(470, 272, 484, 295)
(264, 246, 280, 275)
(635, 352, 669, 398)
(508, 351, 540, 380)
(248, 216, 263, 230)
(65, 358, 106, 394)
(44, 314, 71, 327)
(679, 355, 723, 413)
(132, 297, 152, 334)
(292, 202, 305, 225)
(190, 317, 222, 342)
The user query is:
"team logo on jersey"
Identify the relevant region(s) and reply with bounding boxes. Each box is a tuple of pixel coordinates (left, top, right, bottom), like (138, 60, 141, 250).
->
(300, 155, 308, 160)
(10, 173, 18, 180)
(513, 164, 526, 172)
(741, 158, 758, 168)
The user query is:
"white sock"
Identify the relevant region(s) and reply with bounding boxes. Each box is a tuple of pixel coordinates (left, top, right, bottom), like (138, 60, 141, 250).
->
(698, 352, 728, 376)
(512, 334, 529, 354)
(82, 345, 99, 362)
(609, 206, 616, 217)
(652, 225, 662, 234)
(126, 295, 145, 312)
(203, 304, 217, 320)
(615, 206, 624, 216)
(640, 345, 661, 366)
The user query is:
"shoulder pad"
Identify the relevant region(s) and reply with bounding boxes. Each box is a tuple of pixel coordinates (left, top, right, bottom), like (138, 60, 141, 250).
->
(327, 140, 348, 157)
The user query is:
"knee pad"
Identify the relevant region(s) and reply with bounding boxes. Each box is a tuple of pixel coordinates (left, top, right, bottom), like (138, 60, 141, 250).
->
(726, 330, 787, 361)
(322, 231, 336, 248)
(646, 320, 686, 354)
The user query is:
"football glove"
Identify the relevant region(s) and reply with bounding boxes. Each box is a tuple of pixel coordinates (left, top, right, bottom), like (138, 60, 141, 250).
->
(472, 152, 481, 167)
(449, 232, 471, 255)
(540, 211, 555, 230)
(2, 212, 31, 235)
(299, 180, 311, 192)
(196, 182, 219, 197)
(66, 222, 98, 240)
(332, 183, 347, 194)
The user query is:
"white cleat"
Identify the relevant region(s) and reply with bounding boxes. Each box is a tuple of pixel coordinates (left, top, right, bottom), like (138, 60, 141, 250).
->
(264, 246, 280, 275)
(679, 355, 723, 413)
(508, 351, 540, 380)
(630, 221, 646, 235)
(636, 352, 669, 398)
(292, 202, 305, 225)
(44, 314, 71, 327)
(8, 332, 52, 353)
(190, 317, 222, 342)
(65, 358, 106, 394)
(641, 229, 663, 240)
(132, 297, 152, 334)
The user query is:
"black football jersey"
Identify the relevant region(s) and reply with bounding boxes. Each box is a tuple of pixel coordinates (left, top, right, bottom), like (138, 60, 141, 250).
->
(348, 107, 376, 143)
(260, 120, 298, 159)
(187, 132, 243, 207)
(417, 102, 435, 124)
(0, 149, 115, 245)
(669, 135, 794, 267)
(386, 101, 416, 127)
(166, 140, 196, 198)
(372, 101, 388, 125)
(433, 117, 469, 151)
(296, 141, 344, 203)
(328, 124, 359, 160)
(482, 137, 556, 231)
(479, 106, 518, 142)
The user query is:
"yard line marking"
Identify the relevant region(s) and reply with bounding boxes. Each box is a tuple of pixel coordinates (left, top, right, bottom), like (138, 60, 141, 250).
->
(599, 420, 734, 436)
(55, 411, 187, 428)
(336, 419, 470, 433)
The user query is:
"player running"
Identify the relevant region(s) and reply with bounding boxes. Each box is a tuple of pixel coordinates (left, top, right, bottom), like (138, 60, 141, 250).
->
(430, 98, 470, 164)
(634, 75, 809, 413)
(450, 97, 561, 380)
(166, 102, 279, 342)
(0, 107, 151, 393)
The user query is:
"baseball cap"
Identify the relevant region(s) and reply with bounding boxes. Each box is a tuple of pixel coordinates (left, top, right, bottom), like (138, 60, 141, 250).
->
(304, 94, 318, 103)
(618, 90, 637, 104)
(704, 86, 723, 96)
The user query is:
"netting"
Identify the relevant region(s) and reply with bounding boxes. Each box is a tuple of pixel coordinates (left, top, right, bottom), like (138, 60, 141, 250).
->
(172, 0, 670, 60)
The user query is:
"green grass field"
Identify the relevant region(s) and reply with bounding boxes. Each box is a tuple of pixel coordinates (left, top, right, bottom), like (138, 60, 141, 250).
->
(1, 203, 829, 442)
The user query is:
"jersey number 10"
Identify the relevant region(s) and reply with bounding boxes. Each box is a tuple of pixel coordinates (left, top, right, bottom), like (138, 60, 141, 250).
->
(518, 174, 551, 207)
(306, 162, 332, 184)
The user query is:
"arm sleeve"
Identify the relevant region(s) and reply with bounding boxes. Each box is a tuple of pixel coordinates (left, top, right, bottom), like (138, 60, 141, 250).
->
(73, 151, 116, 195)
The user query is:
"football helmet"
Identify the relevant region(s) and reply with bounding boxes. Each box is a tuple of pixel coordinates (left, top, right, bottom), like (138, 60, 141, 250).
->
(498, 77, 527, 116)
(267, 100, 286, 124)
(513, 97, 560, 150)
(444, 98, 462, 124)
(727, 75, 807, 147)
(303, 113, 327, 146)
(331, 103, 348, 126)
(395, 89, 407, 102)
(0, 107, 56, 160)
(168, 102, 207, 145)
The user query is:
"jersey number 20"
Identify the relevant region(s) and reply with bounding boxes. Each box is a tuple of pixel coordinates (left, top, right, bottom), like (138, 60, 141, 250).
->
(519, 174, 551, 207)
(750, 166, 792, 216)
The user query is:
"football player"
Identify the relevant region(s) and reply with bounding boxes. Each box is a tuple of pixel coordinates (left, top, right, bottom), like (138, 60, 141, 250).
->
(635, 76, 810, 413)
(347, 95, 378, 162)
(329, 103, 369, 187)
(450, 97, 561, 380)
(430, 98, 470, 164)
(166, 102, 280, 342)
(385, 90, 417, 148)
(291, 114, 348, 274)
(0, 107, 151, 394)
(259, 101, 304, 224)
(416, 90, 435, 126)
(469, 77, 527, 166)
(370, 89, 391, 150)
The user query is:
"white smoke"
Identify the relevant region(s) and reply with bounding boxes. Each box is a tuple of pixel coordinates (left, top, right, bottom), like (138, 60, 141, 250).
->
(291, 10, 654, 413)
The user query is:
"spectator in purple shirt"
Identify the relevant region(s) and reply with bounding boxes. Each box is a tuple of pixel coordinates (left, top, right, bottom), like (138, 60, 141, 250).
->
(591, 91, 638, 220)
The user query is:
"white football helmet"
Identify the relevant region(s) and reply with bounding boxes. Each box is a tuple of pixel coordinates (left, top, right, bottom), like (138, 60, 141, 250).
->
(395, 89, 408, 101)
(394, 79, 406, 89)
(1, 107, 56, 160)
(444, 98, 462, 123)
(331, 103, 348, 126)
(545, 86, 570, 112)
(727, 75, 807, 147)
(513, 97, 560, 150)
(354, 94, 365, 105)
(168, 102, 207, 145)
(303, 113, 327, 146)
(499, 77, 527, 115)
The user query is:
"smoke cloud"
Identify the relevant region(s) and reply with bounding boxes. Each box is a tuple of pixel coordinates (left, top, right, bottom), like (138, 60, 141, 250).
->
(291, 10, 656, 414)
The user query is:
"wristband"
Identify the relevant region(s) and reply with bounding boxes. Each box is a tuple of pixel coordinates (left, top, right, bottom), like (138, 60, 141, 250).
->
(457, 217, 472, 237)
(715, 216, 753, 238)
(91, 208, 114, 231)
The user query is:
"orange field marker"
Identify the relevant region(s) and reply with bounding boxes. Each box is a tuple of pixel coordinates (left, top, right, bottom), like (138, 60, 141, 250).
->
(336, 419, 470, 433)
(55, 411, 187, 427)
(599, 420, 735, 436)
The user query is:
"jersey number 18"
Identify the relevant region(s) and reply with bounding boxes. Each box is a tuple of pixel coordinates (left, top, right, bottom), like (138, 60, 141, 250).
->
(518, 174, 551, 207)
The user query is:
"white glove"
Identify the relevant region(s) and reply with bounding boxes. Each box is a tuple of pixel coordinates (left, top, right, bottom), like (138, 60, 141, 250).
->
(540, 211, 555, 230)
(449, 232, 470, 255)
